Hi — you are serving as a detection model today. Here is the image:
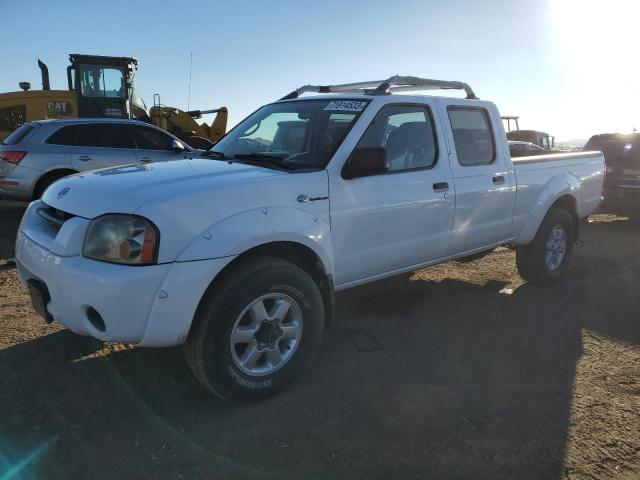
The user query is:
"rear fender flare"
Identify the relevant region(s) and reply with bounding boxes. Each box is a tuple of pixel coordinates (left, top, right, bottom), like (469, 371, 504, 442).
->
(514, 173, 579, 245)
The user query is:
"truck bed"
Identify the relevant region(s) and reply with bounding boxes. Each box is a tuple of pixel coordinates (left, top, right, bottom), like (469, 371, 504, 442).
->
(510, 151, 605, 242)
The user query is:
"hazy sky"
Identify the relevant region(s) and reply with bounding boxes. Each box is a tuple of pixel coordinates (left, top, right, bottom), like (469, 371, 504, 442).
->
(1, 0, 638, 141)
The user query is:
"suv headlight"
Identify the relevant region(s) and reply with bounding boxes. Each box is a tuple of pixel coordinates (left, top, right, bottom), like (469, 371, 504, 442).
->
(83, 214, 159, 265)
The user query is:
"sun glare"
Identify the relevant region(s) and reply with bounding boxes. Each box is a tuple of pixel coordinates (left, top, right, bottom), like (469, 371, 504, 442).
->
(551, 0, 639, 71)
(549, 0, 639, 137)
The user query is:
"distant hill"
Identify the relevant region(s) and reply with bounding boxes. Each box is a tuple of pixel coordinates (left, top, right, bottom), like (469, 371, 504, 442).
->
(556, 138, 587, 149)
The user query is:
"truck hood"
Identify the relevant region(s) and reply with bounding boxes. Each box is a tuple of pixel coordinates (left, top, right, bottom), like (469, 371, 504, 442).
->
(42, 159, 284, 218)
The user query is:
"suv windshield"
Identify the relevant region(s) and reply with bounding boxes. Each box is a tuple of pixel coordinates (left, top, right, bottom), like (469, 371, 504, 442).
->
(211, 99, 369, 170)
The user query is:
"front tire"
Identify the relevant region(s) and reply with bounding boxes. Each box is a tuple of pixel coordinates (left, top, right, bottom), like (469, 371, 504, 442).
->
(185, 256, 325, 401)
(516, 207, 575, 285)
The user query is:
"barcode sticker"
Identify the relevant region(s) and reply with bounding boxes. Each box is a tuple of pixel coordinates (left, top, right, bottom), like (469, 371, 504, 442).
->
(324, 101, 368, 112)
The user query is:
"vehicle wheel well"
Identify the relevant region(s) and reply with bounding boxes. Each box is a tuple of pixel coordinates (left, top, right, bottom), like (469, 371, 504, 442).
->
(203, 242, 334, 327)
(551, 194, 580, 240)
(33, 169, 77, 199)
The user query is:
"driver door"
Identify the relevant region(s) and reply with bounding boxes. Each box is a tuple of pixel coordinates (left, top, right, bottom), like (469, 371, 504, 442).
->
(329, 102, 455, 287)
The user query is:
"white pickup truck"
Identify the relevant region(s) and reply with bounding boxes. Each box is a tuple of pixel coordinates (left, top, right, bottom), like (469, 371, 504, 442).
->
(15, 76, 604, 400)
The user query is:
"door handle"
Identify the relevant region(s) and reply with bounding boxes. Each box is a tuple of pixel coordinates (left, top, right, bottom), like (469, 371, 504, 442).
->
(139, 157, 152, 163)
(493, 175, 505, 185)
(78, 155, 92, 162)
(433, 182, 449, 192)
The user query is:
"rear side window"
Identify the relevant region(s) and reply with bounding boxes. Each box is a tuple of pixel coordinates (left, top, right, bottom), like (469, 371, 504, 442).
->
(75, 124, 134, 148)
(356, 104, 438, 172)
(46, 125, 77, 145)
(129, 125, 175, 151)
(3, 122, 35, 145)
(448, 107, 495, 166)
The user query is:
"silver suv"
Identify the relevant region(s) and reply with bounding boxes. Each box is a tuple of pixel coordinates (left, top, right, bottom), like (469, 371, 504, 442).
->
(0, 118, 198, 201)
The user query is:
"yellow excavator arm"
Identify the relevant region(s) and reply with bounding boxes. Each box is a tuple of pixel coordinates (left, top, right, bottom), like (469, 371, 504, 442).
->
(149, 105, 228, 150)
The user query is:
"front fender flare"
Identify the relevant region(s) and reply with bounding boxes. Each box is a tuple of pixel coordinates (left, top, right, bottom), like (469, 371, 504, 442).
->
(176, 207, 334, 276)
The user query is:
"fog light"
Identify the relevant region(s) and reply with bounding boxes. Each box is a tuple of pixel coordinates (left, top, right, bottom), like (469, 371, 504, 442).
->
(86, 307, 106, 332)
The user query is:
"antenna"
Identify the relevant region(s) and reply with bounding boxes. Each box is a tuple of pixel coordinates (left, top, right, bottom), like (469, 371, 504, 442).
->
(187, 51, 194, 111)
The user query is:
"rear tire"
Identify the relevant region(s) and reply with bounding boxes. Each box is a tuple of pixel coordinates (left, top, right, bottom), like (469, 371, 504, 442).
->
(185, 256, 325, 401)
(516, 207, 575, 285)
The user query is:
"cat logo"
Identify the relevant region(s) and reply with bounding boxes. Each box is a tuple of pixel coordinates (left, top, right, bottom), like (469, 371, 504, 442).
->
(47, 101, 73, 117)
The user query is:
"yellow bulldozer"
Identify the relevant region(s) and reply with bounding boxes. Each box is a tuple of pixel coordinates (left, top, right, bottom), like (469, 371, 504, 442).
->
(0, 54, 227, 150)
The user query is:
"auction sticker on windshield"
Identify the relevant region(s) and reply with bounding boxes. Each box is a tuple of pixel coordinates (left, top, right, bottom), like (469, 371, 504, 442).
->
(324, 100, 368, 112)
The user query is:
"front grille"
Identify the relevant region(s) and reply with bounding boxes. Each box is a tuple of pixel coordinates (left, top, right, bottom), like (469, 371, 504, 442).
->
(37, 203, 75, 229)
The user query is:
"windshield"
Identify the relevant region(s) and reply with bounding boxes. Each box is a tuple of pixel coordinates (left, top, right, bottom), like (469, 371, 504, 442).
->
(211, 99, 369, 170)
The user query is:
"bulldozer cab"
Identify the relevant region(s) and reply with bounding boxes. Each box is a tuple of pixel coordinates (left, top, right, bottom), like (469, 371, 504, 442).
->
(67, 54, 148, 120)
(1, 53, 226, 146)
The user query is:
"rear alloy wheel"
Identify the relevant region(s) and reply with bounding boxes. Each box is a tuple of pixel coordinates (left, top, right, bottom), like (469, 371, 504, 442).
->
(544, 224, 567, 271)
(185, 256, 324, 401)
(516, 207, 575, 285)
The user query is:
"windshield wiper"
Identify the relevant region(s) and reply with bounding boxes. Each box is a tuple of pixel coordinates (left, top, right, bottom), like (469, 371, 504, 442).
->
(202, 150, 228, 160)
(233, 152, 296, 170)
(234, 152, 288, 161)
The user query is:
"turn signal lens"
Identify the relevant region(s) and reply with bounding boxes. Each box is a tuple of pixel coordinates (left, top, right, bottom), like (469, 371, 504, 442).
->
(0, 151, 27, 165)
(83, 215, 159, 265)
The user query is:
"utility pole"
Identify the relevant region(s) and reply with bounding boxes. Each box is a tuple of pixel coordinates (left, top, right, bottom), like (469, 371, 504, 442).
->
(187, 51, 194, 111)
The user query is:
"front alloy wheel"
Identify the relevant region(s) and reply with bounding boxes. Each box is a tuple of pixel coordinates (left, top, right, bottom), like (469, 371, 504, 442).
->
(230, 293, 303, 376)
(185, 256, 325, 401)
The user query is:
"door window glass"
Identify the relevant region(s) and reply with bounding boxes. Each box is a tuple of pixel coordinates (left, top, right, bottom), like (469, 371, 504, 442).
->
(129, 125, 176, 150)
(46, 125, 77, 145)
(357, 105, 437, 171)
(448, 107, 495, 166)
(75, 124, 134, 148)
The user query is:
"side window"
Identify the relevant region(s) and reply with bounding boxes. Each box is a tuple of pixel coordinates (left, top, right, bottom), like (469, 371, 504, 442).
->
(46, 125, 77, 145)
(75, 124, 134, 149)
(448, 107, 495, 166)
(129, 125, 175, 151)
(0, 105, 26, 132)
(357, 105, 437, 172)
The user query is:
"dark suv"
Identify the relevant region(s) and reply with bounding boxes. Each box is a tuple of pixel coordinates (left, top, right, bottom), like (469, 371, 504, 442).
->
(584, 133, 640, 217)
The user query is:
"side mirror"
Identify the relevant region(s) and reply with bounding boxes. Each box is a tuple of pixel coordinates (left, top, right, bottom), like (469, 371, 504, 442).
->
(172, 139, 185, 152)
(342, 147, 388, 179)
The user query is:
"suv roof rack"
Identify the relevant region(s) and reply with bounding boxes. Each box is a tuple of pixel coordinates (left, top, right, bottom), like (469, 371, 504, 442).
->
(279, 75, 477, 101)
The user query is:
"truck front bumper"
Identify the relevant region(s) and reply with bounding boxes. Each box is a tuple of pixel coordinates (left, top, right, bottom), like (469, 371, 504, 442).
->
(15, 208, 231, 347)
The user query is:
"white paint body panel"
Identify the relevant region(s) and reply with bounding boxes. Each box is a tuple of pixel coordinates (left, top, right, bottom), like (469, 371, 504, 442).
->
(15, 93, 604, 346)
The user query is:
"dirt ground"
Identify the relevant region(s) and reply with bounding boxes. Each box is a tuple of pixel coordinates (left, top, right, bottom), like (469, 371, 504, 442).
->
(0, 199, 639, 480)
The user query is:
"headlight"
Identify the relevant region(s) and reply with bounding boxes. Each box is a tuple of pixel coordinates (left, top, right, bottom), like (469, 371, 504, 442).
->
(83, 214, 159, 265)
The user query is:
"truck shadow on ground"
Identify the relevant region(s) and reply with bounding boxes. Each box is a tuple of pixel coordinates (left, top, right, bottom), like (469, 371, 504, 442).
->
(2, 211, 638, 479)
(1, 274, 584, 479)
(0, 200, 26, 260)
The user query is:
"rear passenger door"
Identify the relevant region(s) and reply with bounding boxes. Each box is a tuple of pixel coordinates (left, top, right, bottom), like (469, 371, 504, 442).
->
(40, 125, 76, 166)
(128, 124, 188, 163)
(443, 103, 516, 253)
(71, 123, 137, 171)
